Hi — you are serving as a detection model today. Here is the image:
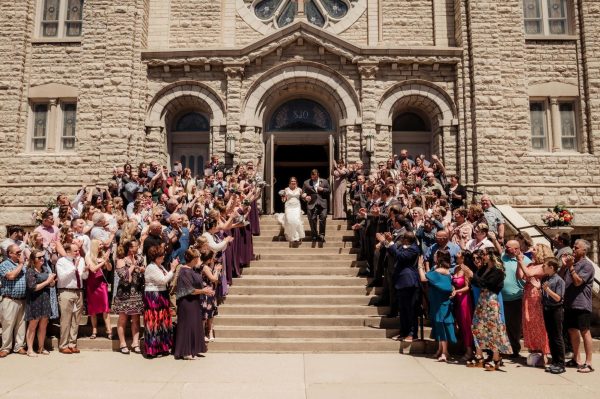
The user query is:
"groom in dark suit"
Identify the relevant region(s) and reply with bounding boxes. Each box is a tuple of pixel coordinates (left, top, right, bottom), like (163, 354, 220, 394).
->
(302, 169, 331, 242)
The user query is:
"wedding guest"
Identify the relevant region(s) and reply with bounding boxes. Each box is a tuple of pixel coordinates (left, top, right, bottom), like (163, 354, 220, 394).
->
(34, 210, 59, 249)
(418, 249, 456, 362)
(541, 257, 566, 374)
(199, 250, 223, 342)
(56, 243, 88, 354)
(332, 160, 348, 219)
(446, 175, 467, 210)
(452, 250, 474, 361)
(174, 248, 215, 360)
(0, 244, 27, 357)
(143, 245, 177, 358)
(449, 208, 472, 250)
(113, 240, 145, 354)
(562, 239, 595, 373)
(25, 250, 55, 356)
(480, 195, 504, 242)
(86, 240, 112, 340)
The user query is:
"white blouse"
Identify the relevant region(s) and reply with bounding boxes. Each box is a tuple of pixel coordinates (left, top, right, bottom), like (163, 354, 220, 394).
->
(144, 262, 174, 292)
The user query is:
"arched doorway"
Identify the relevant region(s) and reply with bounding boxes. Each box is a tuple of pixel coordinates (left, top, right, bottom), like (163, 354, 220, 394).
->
(169, 111, 210, 177)
(265, 98, 335, 213)
(392, 111, 432, 161)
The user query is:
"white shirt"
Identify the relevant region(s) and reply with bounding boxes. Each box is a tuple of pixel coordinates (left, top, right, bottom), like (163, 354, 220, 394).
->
(466, 238, 494, 252)
(144, 262, 174, 292)
(56, 256, 88, 289)
(202, 232, 228, 253)
(74, 233, 91, 256)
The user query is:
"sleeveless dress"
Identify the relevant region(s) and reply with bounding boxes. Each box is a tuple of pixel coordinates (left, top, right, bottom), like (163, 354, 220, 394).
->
(521, 264, 550, 354)
(426, 271, 457, 343)
(112, 257, 145, 315)
(277, 187, 306, 242)
(452, 274, 474, 347)
(86, 267, 110, 315)
(201, 264, 219, 320)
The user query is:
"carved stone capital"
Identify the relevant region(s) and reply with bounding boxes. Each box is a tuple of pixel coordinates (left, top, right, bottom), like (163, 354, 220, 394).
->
(224, 65, 245, 80)
(358, 63, 379, 80)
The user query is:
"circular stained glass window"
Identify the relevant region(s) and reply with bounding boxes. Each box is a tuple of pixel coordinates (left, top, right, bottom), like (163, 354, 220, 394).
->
(249, 0, 360, 30)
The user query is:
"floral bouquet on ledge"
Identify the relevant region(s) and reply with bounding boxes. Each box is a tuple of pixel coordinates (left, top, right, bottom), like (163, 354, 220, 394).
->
(31, 198, 58, 225)
(541, 204, 574, 227)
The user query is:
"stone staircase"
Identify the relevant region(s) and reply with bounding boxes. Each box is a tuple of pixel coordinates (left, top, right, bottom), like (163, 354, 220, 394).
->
(209, 215, 400, 352)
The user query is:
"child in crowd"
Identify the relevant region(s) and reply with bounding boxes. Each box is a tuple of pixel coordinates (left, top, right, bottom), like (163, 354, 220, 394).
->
(541, 257, 566, 374)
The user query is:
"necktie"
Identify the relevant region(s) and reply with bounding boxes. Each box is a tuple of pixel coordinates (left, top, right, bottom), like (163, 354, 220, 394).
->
(74, 258, 81, 289)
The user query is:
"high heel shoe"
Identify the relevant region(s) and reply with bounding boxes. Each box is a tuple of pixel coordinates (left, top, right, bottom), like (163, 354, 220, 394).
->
(484, 358, 502, 371)
(466, 355, 484, 368)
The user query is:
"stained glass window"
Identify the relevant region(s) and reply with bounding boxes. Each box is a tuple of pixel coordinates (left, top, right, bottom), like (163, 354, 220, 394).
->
(253, 0, 355, 29)
(547, 0, 567, 35)
(530, 101, 547, 151)
(174, 112, 210, 132)
(65, 0, 83, 37)
(559, 102, 577, 150)
(33, 104, 48, 151)
(522, 0, 570, 36)
(523, 0, 542, 34)
(268, 99, 333, 131)
(42, 0, 60, 37)
(62, 103, 77, 150)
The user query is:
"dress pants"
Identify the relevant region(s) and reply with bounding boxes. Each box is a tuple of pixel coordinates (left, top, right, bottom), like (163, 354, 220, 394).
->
(503, 298, 523, 355)
(307, 205, 327, 237)
(396, 287, 420, 339)
(0, 297, 26, 352)
(543, 306, 565, 366)
(58, 289, 84, 349)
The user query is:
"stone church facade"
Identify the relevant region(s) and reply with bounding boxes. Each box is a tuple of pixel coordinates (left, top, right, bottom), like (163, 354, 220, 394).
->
(1, 0, 600, 248)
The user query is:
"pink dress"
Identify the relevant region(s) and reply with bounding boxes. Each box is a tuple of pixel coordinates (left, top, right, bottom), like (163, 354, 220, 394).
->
(522, 264, 550, 354)
(452, 274, 474, 347)
(86, 269, 110, 315)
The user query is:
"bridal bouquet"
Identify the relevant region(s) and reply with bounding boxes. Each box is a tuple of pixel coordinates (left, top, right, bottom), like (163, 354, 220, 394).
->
(278, 189, 286, 197)
(541, 204, 574, 227)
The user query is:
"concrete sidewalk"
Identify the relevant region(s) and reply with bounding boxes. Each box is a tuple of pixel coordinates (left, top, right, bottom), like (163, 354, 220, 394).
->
(0, 352, 598, 399)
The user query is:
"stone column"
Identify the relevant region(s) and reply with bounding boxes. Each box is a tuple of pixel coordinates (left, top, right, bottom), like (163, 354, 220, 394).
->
(375, 124, 392, 165)
(145, 125, 167, 165)
(224, 64, 245, 163)
(240, 126, 260, 163)
(549, 98, 562, 152)
(47, 99, 58, 151)
(358, 62, 379, 169)
(367, 0, 379, 46)
(345, 125, 362, 163)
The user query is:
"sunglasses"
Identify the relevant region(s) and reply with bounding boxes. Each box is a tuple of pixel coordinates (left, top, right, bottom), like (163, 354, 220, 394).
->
(35, 256, 45, 260)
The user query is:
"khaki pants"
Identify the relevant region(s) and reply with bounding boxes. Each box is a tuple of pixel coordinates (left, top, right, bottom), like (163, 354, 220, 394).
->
(58, 290, 83, 349)
(0, 297, 26, 353)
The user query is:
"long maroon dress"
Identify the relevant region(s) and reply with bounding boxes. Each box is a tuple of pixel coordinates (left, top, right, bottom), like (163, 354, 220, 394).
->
(452, 274, 473, 348)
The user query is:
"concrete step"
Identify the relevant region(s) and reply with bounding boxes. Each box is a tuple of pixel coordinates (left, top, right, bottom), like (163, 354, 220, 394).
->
(224, 294, 376, 306)
(248, 260, 365, 268)
(228, 286, 381, 296)
(254, 247, 357, 254)
(243, 267, 363, 276)
(206, 338, 400, 352)
(215, 326, 390, 339)
(232, 276, 367, 287)
(253, 236, 354, 243)
(218, 304, 388, 316)
(216, 315, 383, 327)
(255, 253, 357, 260)
(253, 242, 356, 249)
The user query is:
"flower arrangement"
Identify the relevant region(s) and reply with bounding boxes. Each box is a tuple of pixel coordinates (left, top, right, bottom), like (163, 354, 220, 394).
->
(31, 198, 58, 225)
(542, 204, 574, 227)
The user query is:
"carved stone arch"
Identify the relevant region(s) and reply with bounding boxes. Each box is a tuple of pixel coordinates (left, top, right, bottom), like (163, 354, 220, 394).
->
(240, 61, 361, 128)
(376, 80, 457, 128)
(146, 81, 226, 128)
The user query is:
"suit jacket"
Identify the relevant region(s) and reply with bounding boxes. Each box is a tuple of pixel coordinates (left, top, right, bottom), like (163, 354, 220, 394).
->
(302, 178, 331, 210)
(386, 242, 421, 290)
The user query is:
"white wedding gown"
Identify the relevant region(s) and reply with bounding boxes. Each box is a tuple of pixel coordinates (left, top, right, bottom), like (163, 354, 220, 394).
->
(277, 187, 306, 242)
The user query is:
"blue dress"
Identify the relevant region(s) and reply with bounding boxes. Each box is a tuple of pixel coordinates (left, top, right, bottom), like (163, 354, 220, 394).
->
(426, 270, 457, 343)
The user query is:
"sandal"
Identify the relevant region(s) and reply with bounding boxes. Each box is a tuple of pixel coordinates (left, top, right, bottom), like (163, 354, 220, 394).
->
(484, 359, 502, 371)
(577, 364, 595, 373)
(565, 359, 580, 368)
(466, 355, 484, 368)
(89, 333, 97, 340)
(107, 333, 113, 340)
(132, 346, 142, 354)
(38, 349, 50, 355)
(119, 346, 130, 355)
(437, 354, 448, 362)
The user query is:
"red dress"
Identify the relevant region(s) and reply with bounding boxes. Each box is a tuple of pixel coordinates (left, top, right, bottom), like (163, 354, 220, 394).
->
(86, 269, 110, 315)
(521, 264, 550, 354)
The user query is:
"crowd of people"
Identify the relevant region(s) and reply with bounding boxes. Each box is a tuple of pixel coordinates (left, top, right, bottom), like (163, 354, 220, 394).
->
(330, 149, 595, 374)
(0, 149, 596, 373)
(0, 156, 262, 360)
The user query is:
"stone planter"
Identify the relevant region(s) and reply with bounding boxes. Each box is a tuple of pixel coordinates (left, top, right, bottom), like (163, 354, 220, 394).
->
(541, 226, 574, 237)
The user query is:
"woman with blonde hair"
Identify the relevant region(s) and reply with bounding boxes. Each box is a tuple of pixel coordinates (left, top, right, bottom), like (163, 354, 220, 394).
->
(517, 243, 553, 365)
(86, 239, 113, 340)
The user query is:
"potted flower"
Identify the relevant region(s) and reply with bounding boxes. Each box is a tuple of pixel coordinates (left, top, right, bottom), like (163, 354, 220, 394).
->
(541, 204, 574, 235)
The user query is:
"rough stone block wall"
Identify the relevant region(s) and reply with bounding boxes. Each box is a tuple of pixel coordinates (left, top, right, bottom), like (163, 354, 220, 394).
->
(235, 13, 264, 47)
(382, 0, 434, 46)
(338, 7, 368, 45)
(581, 1, 600, 155)
(169, 0, 222, 47)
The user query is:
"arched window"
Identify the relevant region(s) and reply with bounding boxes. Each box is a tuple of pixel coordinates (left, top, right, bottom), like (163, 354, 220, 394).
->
(393, 112, 429, 131)
(254, 0, 354, 28)
(174, 112, 210, 132)
(267, 99, 333, 131)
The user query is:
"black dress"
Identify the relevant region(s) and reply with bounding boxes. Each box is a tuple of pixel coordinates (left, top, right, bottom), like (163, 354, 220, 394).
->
(25, 266, 52, 321)
(173, 267, 207, 358)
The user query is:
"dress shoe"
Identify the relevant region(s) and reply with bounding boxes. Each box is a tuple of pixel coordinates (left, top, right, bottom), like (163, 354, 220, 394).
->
(319, 235, 326, 243)
(16, 348, 27, 355)
(0, 351, 9, 358)
(59, 348, 73, 354)
(311, 236, 318, 242)
(366, 278, 383, 288)
(69, 347, 81, 354)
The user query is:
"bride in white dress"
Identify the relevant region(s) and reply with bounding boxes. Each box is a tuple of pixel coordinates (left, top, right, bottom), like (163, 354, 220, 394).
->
(277, 177, 306, 243)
